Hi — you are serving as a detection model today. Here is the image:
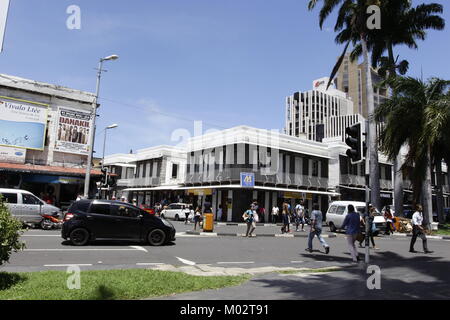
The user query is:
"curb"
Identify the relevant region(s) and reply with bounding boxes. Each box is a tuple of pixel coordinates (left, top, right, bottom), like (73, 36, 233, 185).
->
(185, 230, 337, 238)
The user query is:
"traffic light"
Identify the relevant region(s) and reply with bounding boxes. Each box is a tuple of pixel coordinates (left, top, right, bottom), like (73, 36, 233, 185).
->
(345, 122, 364, 164)
(100, 167, 108, 186)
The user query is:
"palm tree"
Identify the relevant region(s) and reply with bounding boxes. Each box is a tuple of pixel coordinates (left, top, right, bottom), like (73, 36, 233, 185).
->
(375, 77, 450, 227)
(363, 1, 445, 218)
(308, 0, 382, 209)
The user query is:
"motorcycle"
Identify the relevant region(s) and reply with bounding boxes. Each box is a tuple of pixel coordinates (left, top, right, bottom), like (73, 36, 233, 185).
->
(40, 212, 63, 230)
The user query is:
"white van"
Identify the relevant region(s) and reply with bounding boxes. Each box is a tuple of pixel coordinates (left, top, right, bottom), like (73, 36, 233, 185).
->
(326, 201, 386, 232)
(160, 203, 192, 221)
(0, 188, 61, 226)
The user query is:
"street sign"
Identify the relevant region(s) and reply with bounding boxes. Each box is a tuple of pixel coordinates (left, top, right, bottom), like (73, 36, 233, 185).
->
(0, 0, 10, 53)
(240, 172, 255, 188)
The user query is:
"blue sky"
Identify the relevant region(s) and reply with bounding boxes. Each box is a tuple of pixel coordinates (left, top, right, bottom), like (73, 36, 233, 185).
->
(1, 0, 449, 156)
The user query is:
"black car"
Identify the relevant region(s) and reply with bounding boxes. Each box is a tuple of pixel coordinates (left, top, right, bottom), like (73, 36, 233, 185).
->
(62, 200, 176, 246)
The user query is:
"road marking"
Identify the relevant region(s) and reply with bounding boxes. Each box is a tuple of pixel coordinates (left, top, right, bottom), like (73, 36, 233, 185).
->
(22, 235, 60, 237)
(44, 264, 93, 267)
(176, 257, 196, 266)
(136, 263, 165, 266)
(129, 246, 148, 252)
(217, 261, 255, 265)
(24, 248, 143, 252)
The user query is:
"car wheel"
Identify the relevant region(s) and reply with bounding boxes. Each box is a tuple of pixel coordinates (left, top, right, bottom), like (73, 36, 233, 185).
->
(175, 214, 180, 221)
(69, 228, 90, 246)
(40, 219, 52, 230)
(329, 222, 337, 232)
(148, 229, 166, 246)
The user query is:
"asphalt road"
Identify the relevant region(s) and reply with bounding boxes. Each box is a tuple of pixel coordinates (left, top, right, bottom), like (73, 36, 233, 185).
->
(2, 222, 449, 274)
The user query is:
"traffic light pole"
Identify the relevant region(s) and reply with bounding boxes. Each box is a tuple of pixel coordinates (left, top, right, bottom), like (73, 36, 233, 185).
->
(365, 119, 370, 264)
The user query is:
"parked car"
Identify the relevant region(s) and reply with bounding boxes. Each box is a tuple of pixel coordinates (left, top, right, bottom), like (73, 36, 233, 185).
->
(0, 188, 61, 227)
(62, 200, 176, 246)
(326, 201, 386, 233)
(433, 209, 450, 223)
(160, 203, 191, 221)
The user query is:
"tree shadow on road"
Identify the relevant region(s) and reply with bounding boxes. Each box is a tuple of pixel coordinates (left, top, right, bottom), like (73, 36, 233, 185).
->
(252, 251, 450, 299)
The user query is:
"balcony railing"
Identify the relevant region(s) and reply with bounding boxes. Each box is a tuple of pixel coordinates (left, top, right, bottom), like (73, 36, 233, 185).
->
(117, 177, 161, 188)
(185, 168, 328, 189)
(380, 179, 393, 190)
(340, 174, 366, 186)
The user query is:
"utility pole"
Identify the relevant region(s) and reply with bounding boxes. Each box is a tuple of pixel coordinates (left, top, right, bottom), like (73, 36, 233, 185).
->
(83, 55, 119, 198)
(365, 119, 370, 264)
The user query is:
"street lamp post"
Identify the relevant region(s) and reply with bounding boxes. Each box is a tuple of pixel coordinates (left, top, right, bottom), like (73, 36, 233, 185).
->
(102, 124, 118, 171)
(83, 55, 119, 198)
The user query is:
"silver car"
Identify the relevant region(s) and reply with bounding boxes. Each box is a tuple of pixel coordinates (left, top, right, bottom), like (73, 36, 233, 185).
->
(0, 188, 61, 226)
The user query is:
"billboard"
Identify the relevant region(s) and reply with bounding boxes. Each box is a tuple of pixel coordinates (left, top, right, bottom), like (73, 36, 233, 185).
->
(0, 145, 26, 164)
(0, 96, 48, 150)
(54, 107, 93, 155)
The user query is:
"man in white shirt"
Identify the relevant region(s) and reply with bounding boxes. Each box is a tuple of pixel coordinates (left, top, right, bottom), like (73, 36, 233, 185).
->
(295, 200, 305, 231)
(409, 204, 433, 254)
(272, 206, 279, 223)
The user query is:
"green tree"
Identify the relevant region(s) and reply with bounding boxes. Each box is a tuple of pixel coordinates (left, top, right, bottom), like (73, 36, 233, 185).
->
(0, 196, 26, 266)
(363, 0, 445, 218)
(375, 77, 450, 226)
(308, 0, 382, 209)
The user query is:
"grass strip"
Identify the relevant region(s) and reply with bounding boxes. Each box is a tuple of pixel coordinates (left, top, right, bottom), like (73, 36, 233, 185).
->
(0, 269, 250, 300)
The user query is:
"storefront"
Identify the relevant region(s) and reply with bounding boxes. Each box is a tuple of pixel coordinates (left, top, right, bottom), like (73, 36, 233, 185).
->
(0, 162, 102, 209)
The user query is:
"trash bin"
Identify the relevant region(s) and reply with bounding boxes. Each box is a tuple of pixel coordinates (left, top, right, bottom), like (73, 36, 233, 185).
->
(203, 213, 214, 232)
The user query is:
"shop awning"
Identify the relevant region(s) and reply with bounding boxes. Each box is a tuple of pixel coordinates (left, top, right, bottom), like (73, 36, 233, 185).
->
(22, 175, 85, 184)
(123, 184, 340, 197)
(0, 162, 103, 177)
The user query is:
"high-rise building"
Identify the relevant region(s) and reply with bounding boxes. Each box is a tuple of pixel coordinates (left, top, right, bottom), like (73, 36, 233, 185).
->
(285, 77, 354, 142)
(334, 53, 388, 118)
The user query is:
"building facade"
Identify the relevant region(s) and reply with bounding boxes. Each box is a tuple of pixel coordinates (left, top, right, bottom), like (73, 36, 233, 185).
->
(285, 78, 354, 142)
(0, 74, 101, 208)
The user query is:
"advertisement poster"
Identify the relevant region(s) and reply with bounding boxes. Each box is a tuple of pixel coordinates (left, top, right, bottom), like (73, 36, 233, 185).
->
(0, 145, 26, 164)
(0, 96, 48, 150)
(54, 107, 93, 155)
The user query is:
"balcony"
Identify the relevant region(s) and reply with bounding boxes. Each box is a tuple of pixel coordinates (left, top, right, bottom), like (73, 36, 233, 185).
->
(340, 174, 366, 187)
(117, 177, 161, 188)
(185, 168, 328, 189)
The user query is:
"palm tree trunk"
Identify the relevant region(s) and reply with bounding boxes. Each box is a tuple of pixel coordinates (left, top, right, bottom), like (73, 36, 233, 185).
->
(387, 43, 404, 217)
(422, 146, 433, 228)
(361, 35, 381, 209)
(435, 157, 445, 224)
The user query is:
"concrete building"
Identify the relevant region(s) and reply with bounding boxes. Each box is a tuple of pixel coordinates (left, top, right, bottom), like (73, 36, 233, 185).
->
(334, 53, 389, 118)
(0, 74, 100, 208)
(285, 77, 354, 142)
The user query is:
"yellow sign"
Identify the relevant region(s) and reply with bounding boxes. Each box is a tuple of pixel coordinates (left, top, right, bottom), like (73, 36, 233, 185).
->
(284, 192, 302, 199)
(188, 189, 213, 196)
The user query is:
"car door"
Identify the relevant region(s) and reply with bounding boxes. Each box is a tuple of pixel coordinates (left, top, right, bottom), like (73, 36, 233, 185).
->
(87, 203, 116, 239)
(335, 206, 346, 228)
(0, 192, 21, 221)
(110, 203, 143, 240)
(21, 193, 44, 224)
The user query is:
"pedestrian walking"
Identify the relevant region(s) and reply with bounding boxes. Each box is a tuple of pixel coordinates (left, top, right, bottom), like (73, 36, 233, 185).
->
(409, 204, 433, 254)
(242, 205, 256, 237)
(193, 206, 202, 231)
(341, 204, 361, 263)
(281, 203, 290, 234)
(384, 208, 395, 235)
(358, 205, 378, 249)
(217, 204, 223, 222)
(185, 205, 193, 224)
(305, 204, 330, 254)
(271, 205, 279, 223)
(295, 200, 305, 231)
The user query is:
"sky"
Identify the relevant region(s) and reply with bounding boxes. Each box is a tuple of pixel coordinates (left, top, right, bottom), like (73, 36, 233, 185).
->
(1, 0, 449, 157)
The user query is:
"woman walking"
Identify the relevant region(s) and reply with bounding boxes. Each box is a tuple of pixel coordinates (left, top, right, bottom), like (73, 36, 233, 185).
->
(281, 203, 290, 234)
(242, 205, 256, 237)
(193, 206, 202, 231)
(341, 204, 361, 263)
